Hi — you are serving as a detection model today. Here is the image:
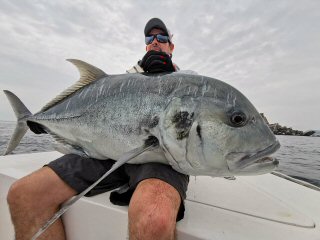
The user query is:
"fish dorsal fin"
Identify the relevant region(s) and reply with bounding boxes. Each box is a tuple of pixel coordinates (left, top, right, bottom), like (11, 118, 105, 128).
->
(40, 59, 107, 112)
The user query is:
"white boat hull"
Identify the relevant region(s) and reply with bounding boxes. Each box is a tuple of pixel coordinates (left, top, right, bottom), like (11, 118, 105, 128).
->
(1, 152, 320, 239)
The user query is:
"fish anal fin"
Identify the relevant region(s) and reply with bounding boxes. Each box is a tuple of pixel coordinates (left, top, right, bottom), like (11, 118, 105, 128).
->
(53, 144, 87, 157)
(49, 131, 87, 157)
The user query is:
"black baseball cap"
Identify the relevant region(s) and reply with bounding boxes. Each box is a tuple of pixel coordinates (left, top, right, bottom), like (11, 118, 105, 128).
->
(144, 18, 172, 41)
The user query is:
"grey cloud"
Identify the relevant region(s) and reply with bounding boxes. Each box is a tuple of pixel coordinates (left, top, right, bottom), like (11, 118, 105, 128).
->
(0, 0, 319, 130)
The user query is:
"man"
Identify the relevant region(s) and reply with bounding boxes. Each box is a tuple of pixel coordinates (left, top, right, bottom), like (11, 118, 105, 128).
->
(7, 18, 189, 240)
(127, 18, 178, 74)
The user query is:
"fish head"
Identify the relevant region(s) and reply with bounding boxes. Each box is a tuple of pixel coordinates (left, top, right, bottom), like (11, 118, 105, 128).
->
(159, 77, 280, 177)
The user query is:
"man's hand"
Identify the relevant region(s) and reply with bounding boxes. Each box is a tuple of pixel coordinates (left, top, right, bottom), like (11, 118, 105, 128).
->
(140, 50, 175, 73)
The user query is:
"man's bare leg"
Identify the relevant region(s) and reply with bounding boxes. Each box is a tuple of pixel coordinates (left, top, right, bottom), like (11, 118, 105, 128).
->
(128, 178, 181, 240)
(7, 166, 77, 240)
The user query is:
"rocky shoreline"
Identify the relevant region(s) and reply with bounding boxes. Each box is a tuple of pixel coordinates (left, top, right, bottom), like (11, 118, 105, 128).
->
(260, 113, 318, 136)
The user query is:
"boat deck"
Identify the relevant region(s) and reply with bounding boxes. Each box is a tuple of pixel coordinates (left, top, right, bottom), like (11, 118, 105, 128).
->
(1, 151, 320, 239)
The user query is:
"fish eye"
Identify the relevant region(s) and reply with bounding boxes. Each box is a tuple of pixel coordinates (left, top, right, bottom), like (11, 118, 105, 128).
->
(230, 111, 247, 127)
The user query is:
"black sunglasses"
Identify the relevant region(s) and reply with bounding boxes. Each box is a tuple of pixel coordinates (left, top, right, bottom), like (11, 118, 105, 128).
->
(145, 34, 170, 45)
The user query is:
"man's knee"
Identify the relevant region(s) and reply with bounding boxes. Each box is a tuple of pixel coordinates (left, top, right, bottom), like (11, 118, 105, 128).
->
(128, 179, 180, 237)
(130, 205, 175, 236)
(7, 179, 25, 207)
(7, 167, 76, 209)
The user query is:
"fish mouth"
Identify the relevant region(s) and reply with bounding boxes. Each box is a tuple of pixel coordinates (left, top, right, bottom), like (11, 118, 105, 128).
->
(227, 141, 280, 170)
(251, 156, 279, 167)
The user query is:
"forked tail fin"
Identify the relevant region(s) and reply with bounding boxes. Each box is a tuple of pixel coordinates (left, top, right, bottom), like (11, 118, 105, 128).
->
(3, 90, 32, 155)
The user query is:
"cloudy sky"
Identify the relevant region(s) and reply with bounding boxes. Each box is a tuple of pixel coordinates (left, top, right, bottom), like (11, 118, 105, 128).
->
(0, 0, 319, 131)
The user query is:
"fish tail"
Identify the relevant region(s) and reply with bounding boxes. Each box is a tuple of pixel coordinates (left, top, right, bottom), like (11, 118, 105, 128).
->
(3, 90, 32, 155)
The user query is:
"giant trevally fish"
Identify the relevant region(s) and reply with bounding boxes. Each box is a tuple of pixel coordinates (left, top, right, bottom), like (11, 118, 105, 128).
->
(4, 59, 280, 239)
(4, 59, 279, 176)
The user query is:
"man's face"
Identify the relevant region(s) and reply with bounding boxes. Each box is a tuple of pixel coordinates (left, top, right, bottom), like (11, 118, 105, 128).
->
(146, 28, 174, 56)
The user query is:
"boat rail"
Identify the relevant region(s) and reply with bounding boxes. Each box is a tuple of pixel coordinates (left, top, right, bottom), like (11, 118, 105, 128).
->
(272, 171, 320, 192)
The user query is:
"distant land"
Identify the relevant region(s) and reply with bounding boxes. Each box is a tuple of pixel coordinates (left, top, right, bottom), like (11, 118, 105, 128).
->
(260, 114, 319, 137)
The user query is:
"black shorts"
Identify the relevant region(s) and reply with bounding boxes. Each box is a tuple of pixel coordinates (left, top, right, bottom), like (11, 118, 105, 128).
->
(46, 154, 189, 221)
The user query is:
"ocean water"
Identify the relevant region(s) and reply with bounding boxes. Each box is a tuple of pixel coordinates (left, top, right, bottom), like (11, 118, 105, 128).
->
(273, 135, 320, 187)
(0, 121, 319, 187)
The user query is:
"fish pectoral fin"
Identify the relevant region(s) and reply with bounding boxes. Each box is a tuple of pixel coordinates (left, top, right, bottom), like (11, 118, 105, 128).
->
(31, 139, 159, 240)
